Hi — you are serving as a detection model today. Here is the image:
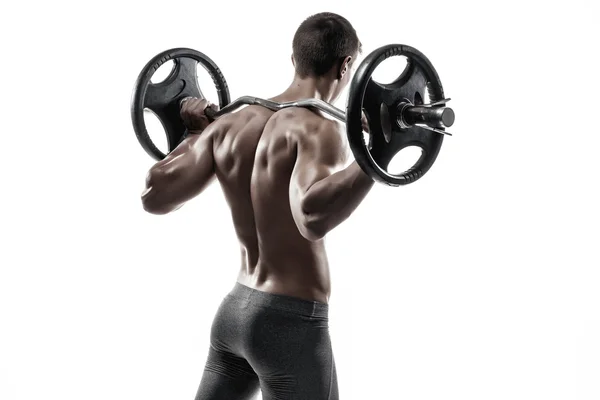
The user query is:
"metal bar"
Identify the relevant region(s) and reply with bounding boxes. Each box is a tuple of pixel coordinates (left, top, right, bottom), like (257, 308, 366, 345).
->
(206, 96, 347, 122)
(197, 95, 455, 137)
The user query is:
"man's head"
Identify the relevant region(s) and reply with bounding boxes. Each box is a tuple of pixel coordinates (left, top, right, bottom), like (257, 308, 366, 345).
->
(292, 12, 362, 101)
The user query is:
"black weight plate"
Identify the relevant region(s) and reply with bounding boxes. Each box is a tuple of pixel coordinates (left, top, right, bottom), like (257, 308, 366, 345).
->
(346, 44, 446, 186)
(130, 48, 230, 161)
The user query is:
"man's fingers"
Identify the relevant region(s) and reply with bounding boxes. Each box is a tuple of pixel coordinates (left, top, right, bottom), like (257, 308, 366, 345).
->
(180, 97, 208, 110)
(200, 99, 212, 111)
(180, 97, 214, 130)
(180, 96, 195, 110)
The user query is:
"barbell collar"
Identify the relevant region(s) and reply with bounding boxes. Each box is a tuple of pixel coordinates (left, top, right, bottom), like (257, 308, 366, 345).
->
(403, 105, 455, 128)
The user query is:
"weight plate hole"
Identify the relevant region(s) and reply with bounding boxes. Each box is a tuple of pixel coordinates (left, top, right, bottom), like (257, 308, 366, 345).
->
(143, 109, 168, 154)
(151, 60, 176, 84)
(370, 55, 409, 85)
(362, 113, 373, 150)
(388, 146, 423, 175)
(196, 63, 220, 105)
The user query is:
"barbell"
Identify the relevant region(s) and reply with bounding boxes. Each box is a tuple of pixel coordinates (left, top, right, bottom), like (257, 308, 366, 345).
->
(130, 44, 455, 186)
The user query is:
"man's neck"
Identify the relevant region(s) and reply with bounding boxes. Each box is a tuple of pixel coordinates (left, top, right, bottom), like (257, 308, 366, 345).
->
(271, 75, 337, 104)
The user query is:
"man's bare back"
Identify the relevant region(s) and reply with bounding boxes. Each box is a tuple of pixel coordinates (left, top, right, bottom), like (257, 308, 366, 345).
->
(157, 98, 368, 304)
(143, 91, 374, 304)
(217, 102, 351, 303)
(142, 89, 373, 303)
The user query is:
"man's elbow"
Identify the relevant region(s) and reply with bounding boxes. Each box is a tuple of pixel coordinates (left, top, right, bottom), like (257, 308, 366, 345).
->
(299, 214, 328, 242)
(142, 199, 172, 215)
(141, 168, 175, 215)
(141, 188, 170, 215)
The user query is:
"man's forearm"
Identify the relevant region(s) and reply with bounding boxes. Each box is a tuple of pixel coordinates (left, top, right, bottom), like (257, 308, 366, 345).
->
(301, 161, 374, 238)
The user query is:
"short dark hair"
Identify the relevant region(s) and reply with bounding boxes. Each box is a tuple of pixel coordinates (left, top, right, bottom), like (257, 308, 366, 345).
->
(292, 12, 362, 78)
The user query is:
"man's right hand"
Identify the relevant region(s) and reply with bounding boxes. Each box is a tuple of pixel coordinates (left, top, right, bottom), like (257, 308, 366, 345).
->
(180, 97, 219, 132)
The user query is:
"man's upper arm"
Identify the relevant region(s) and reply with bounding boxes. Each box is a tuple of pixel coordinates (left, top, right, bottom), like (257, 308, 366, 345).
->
(141, 126, 217, 214)
(289, 121, 348, 227)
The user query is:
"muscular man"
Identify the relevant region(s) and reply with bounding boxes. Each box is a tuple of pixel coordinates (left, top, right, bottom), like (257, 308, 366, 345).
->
(141, 12, 372, 400)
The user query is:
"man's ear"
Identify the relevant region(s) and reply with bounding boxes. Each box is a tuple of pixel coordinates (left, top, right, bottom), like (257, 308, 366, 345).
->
(339, 56, 353, 79)
(291, 54, 295, 67)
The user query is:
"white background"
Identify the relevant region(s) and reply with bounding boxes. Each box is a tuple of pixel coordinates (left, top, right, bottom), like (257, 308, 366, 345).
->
(1, 1, 599, 399)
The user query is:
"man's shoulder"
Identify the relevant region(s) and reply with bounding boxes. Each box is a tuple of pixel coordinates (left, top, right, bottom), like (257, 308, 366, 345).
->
(227, 104, 275, 125)
(211, 105, 273, 139)
(288, 111, 347, 162)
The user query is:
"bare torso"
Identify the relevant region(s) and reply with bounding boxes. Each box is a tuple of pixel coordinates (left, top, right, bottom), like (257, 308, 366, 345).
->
(209, 102, 342, 303)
